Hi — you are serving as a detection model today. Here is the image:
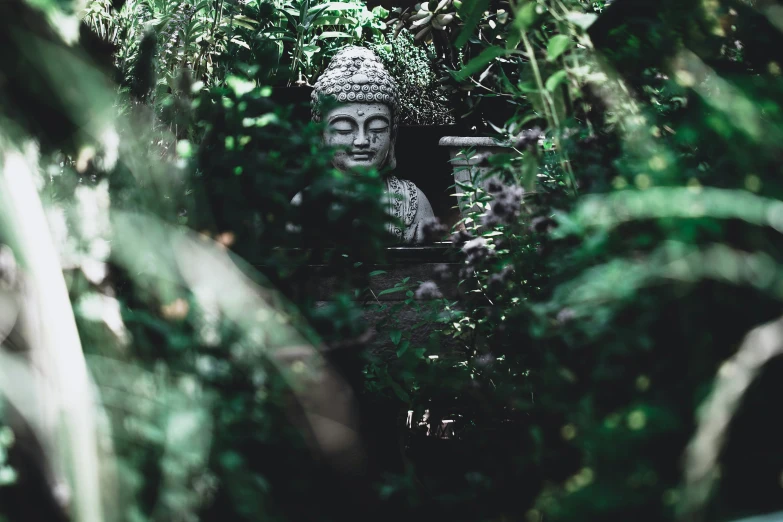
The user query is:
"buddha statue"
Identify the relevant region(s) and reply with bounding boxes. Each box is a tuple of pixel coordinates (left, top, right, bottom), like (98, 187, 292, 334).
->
(294, 46, 435, 244)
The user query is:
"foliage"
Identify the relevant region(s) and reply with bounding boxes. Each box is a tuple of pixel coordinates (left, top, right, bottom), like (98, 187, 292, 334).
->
(366, 1, 783, 521)
(259, 0, 388, 85)
(388, 0, 526, 132)
(5, 1, 783, 522)
(368, 31, 455, 125)
(84, 0, 388, 96)
(3, 3, 398, 522)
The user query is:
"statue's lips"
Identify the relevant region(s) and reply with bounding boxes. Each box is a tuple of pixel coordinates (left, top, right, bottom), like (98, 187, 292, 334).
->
(349, 151, 374, 160)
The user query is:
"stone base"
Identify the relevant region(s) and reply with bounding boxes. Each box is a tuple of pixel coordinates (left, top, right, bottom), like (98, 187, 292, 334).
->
(277, 245, 461, 356)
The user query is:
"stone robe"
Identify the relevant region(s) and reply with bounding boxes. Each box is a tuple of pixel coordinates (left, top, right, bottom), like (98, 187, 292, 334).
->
(290, 175, 435, 244)
(384, 175, 435, 244)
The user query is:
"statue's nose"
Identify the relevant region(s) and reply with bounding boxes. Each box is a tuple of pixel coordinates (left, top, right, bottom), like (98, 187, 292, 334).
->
(354, 130, 370, 147)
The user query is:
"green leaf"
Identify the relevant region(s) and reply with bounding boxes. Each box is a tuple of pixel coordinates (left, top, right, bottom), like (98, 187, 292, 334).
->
(517, 81, 538, 93)
(565, 11, 597, 30)
(372, 5, 389, 18)
(377, 286, 407, 296)
(514, 1, 538, 31)
(258, 27, 290, 34)
(369, 270, 387, 277)
(317, 31, 352, 38)
(453, 0, 489, 49)
(451, 46, 507, 82)
(521, 151, 539, 192)
(321, 2, 363, 11)
(389, 380, 410, 403)
(390, 330, 402, 345)
(231, 15, 258, 30)
(312, 15, 354, 25)
(304, 3, 331, 25)
(396, 340, 410, 357)
(545, 70, 568, 92)
(547, 34, 572, 61)
(301, 44, 321, 57)
(230, 37, 250, 49)
(231, 19, 257, 30)
(226, 75, 256, 96)
(506, 29, 521, 50)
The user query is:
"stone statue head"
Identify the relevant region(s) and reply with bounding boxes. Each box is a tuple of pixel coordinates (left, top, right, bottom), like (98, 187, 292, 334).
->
(311, 46, 399, 171)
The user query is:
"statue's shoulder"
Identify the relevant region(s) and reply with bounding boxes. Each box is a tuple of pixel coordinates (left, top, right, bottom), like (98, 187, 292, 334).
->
(385, 175, 421, 195)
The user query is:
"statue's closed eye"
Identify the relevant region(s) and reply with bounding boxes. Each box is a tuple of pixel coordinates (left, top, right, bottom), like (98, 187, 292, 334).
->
(330, 121, 354, 133)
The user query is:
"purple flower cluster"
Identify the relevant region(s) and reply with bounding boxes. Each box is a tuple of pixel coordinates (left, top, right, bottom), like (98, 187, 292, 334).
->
(421, 217, 448, 242)
(450, 228, 473, 245)
(462, 237, 491, 266)
(515, 126, 542, 150)
(556, 308, 576, 324)
(433, 263, 453, 281)
(415, 281, 443, 300)
(488, 264, 514, 291)
(529, 216, 557, 234)
(482, 178, 524, 228)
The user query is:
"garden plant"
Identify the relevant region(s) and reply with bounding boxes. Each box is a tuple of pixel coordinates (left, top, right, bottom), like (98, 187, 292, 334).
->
(3, 1, 783, 522)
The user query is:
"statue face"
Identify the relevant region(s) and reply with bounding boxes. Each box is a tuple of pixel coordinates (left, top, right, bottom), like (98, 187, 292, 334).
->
(324, 103, 393, 172)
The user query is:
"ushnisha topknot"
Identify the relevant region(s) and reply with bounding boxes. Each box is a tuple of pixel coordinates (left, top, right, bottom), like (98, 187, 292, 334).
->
(310, 46, 400, 126)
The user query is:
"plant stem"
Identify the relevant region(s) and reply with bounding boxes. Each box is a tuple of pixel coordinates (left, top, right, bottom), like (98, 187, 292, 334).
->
(521, 29, 578, 196)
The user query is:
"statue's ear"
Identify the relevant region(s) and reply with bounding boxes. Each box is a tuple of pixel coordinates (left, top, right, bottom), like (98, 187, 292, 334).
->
(387, 126, 397, 171)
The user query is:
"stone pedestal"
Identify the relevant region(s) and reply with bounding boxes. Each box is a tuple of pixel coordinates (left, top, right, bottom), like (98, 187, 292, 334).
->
(278, 246, 460, 357)
(439, 136, 510, 219)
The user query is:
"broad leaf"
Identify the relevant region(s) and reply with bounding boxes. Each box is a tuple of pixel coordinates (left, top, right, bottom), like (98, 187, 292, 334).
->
(514, 1, 538, 31)
(545, 70, 568, 92)
(304, 4, 331, 26)
(317, 31, 352, 38)
(229, 19, 257, 30)
(389, 380, 410, 403)
(390, 330, 402, 345)
(565, 11, 597, 30)
(506, 29, 521, 50)
(372, 5, 389, 18)
(226, 75, 256, 96)
(258, 27, 289, 34)
(521, 151, 539, 192)
(279, 9, 299, 28)
(321, 2, 363, 11)
(312, 15, 354, 25)
(377, 286, 407, 296)
(453, 0, 489, 49)
(231, 15, 258, 30)
(547, 34, 572, 61)
(451, 46, 507, 82)
(230, 37, 250, 49)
